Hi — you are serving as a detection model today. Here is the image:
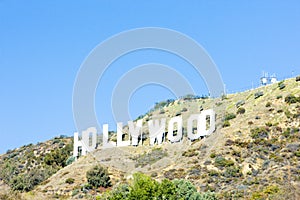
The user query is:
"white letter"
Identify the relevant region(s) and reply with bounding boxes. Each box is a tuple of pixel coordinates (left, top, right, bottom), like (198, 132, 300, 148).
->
(187, 114, 202, 140)
(117, 122, 130, 147)
(128, 120, 143, 146)
(148, 118, 166, 145)
(168, 116, 182, 143)
(82, 127, 97, 152)
(103, 124, 116, 148)
(73, 132, 79, 158)
(198, 109, 216, 136)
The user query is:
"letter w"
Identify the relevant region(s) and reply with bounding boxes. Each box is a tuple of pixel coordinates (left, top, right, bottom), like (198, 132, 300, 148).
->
(148, 118, 166, 145)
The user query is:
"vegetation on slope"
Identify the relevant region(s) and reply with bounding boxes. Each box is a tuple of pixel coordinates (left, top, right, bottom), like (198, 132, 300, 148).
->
(101, 172, 217, 200)
(0, 76, 299, 199)
(0, 135, 73, 192)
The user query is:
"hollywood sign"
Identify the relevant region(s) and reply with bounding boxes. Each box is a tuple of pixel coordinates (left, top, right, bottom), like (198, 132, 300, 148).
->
(73, 109, 215, 158)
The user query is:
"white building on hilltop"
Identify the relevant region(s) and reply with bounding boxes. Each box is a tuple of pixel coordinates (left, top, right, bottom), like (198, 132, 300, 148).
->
(260, 72, 277, 86)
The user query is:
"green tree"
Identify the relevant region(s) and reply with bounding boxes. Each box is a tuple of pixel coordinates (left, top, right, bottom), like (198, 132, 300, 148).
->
(173, 179, 198, 200)
(0, 161, 18, 184)
(199, 191, 218, 200)
(107, 184, 130, 200)
(86, 165, 112, 188)
(44, 143, 73, 168)
(128, 173, 158, 200)
(157, 179, 176, 199)
(9, 175, 27, 191)
(9, 167, 47, 191)
(104, 173, 218, 200)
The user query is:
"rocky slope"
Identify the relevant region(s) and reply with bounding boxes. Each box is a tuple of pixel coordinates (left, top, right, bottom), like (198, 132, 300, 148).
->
(0, 76, 299, 200)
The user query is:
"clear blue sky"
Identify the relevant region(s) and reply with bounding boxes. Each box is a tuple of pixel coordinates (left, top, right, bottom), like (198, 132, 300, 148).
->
(0, 1, 299, 153)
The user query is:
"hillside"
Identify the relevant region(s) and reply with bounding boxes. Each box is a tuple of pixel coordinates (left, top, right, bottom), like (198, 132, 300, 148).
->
(0, 76, 299, 200)
(0, 136, 73, 199)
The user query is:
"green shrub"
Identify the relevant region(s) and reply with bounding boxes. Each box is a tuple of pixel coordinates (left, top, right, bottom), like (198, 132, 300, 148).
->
(236, 107, 246, 114)
(250, 127, 269, 139)
(9, 168, 46, 192)
(278, 81, 285, 90)
(164, 168, 187, 180)
(106, 184, 130, 200)
(210, 153, 216, 158)
(236, 100, 245, 108)
(199, 191, 218, 200)
(265, 122, 272, 127)
(263, 185, 279, 194)
(44, 143, 73, 168)
(265, 102, 271, 107)
(223, 166, 242, 178)
(0, 190, 22, 200)
(72, 189, 80, 196)
(254, 91, 264, 99)
(52, 139, 60, 144)
(132, 148, 168, 167)
(173, 179, 198, 199)
(156, 179, 176, 200)
(282, 128, 291, 137)
(214, 156, 234, 168)
(182, 149, 199, 157)
(128, 173, 158, 200)
(0, 140, 73, 192)
(154, 101, 167, 109)
(86, 165, 111, 188)
(285, 94, 300, 104)
(153, 99, 175, 110)
(251, 192, 263, 200)
(0, 161, 17, 184)
(269, 153, 283, 162)
(65, 178, 75, 184)
(209, 170, 219, 177)
(285, 109, 294, 118)
(223, 120, 230, 127)
(9, 175, 27, 191)
(105, 173, 216, 200)
(181, 94, 200, 100)
(224, 113, 236, 120)
(294, 151, 300, 157)
(66, 156, 76, 166)
(251, 185, 280, 199)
